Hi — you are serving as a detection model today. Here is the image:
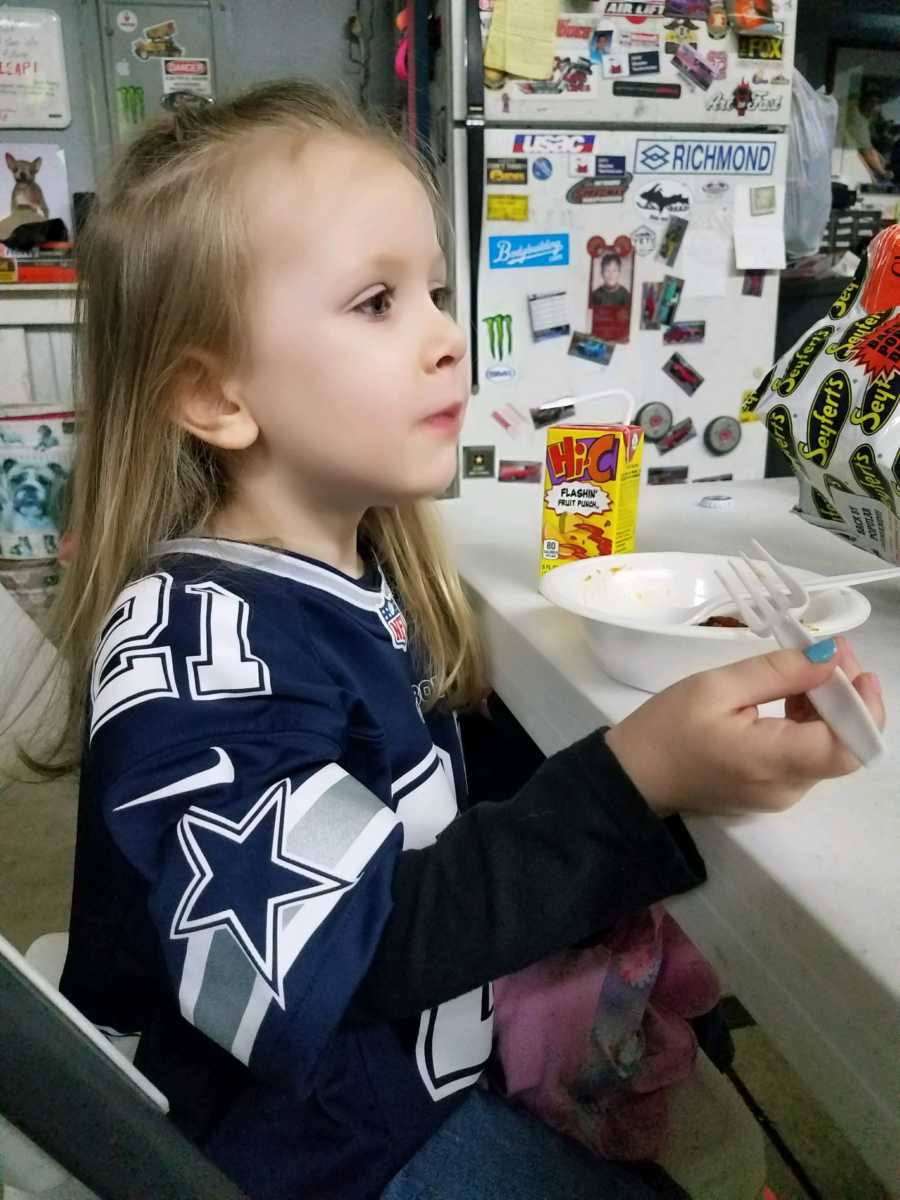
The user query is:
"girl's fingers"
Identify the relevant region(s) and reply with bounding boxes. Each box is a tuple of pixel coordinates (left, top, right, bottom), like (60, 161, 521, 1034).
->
(752, 667, 885, 779)
(853, 671, 885, 728)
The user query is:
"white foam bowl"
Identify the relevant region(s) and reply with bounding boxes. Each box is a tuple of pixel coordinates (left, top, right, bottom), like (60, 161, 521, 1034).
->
(539, 552, 872, 693)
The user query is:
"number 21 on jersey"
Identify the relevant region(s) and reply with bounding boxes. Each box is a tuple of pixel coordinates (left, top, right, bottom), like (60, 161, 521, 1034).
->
(90, 572, 271, 738)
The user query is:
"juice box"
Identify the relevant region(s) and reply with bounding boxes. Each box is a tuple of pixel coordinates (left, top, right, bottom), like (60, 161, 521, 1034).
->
(540, 423, 644, 576)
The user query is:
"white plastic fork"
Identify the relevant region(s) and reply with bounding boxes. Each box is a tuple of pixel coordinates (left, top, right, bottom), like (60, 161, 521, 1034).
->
(715, 550, 886, 767)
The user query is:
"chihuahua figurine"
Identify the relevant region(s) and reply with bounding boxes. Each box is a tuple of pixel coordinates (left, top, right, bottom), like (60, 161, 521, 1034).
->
(5, 154, 49, 219)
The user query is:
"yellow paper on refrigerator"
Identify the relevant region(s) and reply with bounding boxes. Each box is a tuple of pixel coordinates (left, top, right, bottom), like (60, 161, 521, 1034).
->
(483, 0, 559, 80)
(541, 424, 643, 576)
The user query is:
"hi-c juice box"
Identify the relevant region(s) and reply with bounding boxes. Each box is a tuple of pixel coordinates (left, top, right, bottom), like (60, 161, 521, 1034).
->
(540, 424, 644, 576)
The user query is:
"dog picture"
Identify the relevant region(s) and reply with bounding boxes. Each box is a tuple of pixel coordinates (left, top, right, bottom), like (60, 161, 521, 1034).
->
(0, 458, 67, 533)
(5, 153, 49, 219)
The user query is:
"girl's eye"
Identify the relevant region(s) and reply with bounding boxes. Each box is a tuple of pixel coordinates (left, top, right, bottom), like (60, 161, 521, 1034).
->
(430, 286, 452, 311)
(355, 287, 394, 318)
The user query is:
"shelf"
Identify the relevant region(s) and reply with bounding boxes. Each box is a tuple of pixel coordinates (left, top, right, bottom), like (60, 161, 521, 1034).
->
(0, 283, 77, 293)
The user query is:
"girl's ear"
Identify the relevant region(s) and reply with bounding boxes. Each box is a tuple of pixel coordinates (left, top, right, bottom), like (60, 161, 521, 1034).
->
(172, 351, 259, 451)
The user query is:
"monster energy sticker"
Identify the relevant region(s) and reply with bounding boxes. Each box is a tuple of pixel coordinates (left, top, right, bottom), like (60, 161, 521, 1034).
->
(483, 313, 515, 382)
(850, 372, 900, 436)
(117, 85, 145, 129)
(772, 325, 833, 397)
(825, 309, 895, 364)
(849, 444, 896, 514)
(798, 369, 852, 469)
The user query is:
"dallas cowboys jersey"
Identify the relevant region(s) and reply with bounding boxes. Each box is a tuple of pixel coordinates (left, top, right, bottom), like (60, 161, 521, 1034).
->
(61, 536, 706, 1200)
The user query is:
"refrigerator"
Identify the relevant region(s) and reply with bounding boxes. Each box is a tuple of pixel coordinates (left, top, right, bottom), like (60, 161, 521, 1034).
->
(428, 0, 798, 494)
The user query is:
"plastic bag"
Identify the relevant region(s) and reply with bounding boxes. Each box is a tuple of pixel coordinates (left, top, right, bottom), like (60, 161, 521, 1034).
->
(746, 223, 900, 563)
(784, 71, 838, 259)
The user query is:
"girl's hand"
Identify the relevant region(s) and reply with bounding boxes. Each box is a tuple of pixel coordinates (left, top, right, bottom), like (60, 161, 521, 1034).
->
(604, 637, 885, 817)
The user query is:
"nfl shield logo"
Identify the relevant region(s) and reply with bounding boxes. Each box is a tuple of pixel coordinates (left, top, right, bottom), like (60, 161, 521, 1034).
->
(378, 589, 408, 651)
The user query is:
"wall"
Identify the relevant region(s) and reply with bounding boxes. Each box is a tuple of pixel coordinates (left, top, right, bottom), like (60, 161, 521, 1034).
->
(2, 0, 397, 197)
(795, 0, 900, 89)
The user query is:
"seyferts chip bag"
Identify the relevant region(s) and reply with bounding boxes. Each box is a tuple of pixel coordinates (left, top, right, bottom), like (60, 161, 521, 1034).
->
(748, 224, 900, 563)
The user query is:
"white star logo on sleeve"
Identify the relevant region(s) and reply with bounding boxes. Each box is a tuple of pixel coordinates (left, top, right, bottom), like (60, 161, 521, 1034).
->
(171, 779, 354, 1004)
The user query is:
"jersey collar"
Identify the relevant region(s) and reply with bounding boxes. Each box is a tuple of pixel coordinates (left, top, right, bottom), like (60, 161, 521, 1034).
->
(152, 537, 388, 612)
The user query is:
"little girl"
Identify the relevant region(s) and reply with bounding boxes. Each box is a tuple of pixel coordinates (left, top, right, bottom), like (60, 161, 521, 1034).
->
(47, 81, 882, 1200)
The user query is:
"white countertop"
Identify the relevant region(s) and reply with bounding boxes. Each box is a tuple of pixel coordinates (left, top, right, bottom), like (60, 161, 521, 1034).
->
(442, 477, 900, 1193)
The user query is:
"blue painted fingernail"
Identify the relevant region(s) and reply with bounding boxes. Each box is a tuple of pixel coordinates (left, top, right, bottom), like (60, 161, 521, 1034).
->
(804, 638, 837, 663)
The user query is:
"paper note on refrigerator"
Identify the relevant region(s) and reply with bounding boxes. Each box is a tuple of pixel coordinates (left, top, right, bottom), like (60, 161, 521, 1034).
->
(679, 226, 730, 299)
(732, 183, 786, 271)
(483, 0, 560, 80)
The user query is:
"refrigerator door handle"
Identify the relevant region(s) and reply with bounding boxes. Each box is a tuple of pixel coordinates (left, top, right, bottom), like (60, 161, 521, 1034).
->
(465, 117, 484, 393)
(464, 0, 484, 118)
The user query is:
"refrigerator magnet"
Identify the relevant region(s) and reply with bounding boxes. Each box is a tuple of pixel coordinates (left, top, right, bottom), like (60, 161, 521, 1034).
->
(567, 174, 632, 204)
(498, 460, 542, 483)
(648, 466, 689, 485)
(528, 291, 570, 341)
(671, 43, 714, 91)
(616, 28, 660, 51)
(663, 320, 706, 344)
(463, 446, 496, 479)
(708, 51, 728, 79)
(663, 0, 709, 17)
(657, 275, 685, 325)
(657, 417, 697, 455)
(736, 30, 784, 61)
(604, 1, 666, 15)
(486, 157, 528, 185)
(703, 416, 742, 456)
(707, 0, 728, 38)
(568, 331, 615, 366)
(532, 157, 553, 181)
(640, 282, 663, 330)
(657, 215, 689, 266)
(601, 53, 629, 80)
(530, 402, 576, 430)
(612, 80, 681, 99)
(635, 180, 691, 221)
(587, 235, 634, 345)
(486, 194, 529, 221)
(662, 18, 699, 54)
(663, 352, 704, 396)
(636, 400, 674, 444)
(629, 51, 661, 75)
(742, 269, 765, 296)
(589, 29, 614, 60)
(483, 312, 514, 363)
(630, 224, 657, 256)
(750, 185, 776, 216)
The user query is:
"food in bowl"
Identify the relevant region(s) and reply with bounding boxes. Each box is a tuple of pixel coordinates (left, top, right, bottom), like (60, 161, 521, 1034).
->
(539, 552, 871, 692)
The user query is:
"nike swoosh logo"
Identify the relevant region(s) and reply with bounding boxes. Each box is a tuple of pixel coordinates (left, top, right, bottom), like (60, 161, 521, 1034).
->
(113, 747, 234, 812)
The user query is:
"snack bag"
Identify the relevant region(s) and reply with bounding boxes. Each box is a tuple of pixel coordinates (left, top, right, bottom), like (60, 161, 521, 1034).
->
(747, 224, 900, 563)
(541, 424, 643, 576)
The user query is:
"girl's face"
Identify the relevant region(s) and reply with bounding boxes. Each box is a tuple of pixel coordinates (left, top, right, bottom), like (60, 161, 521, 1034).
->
(233, 133, 468, 509)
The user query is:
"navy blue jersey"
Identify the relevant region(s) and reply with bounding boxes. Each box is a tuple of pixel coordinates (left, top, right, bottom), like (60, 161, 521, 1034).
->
(65, 538, 494, 1199)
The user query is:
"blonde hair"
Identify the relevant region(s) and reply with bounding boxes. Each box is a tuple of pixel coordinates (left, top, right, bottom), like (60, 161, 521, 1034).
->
(24, 79, 483, 775)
